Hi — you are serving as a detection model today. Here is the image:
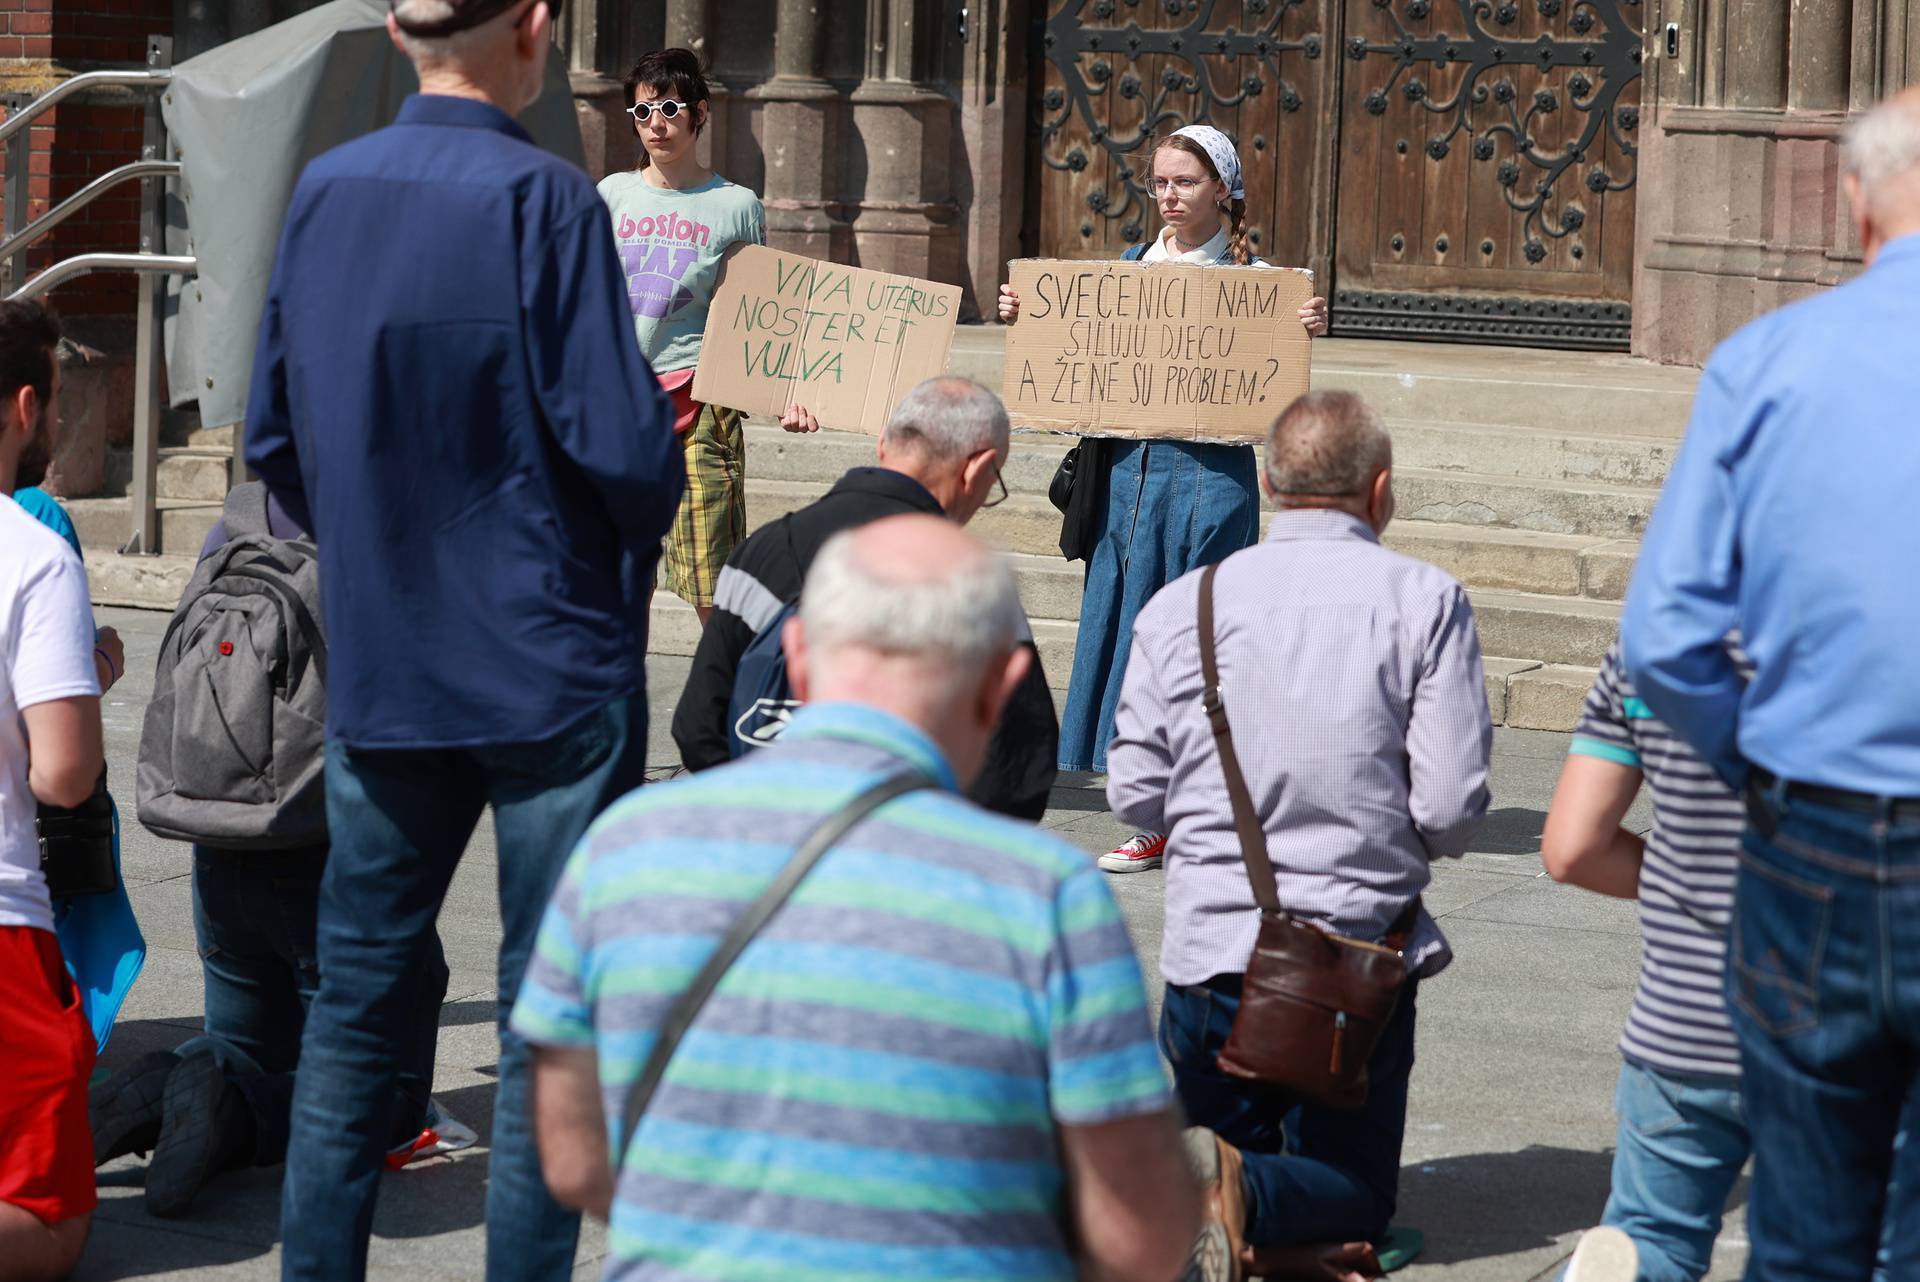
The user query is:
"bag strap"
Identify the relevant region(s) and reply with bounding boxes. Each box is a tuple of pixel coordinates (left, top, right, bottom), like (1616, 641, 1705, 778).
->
(222, 481, 272, 540)
(613, 769, 930, 1171)
(1198, 560, 1283, 916)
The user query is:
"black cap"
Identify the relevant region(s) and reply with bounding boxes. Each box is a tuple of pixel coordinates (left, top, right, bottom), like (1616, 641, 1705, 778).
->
(389, 0, 560, 39)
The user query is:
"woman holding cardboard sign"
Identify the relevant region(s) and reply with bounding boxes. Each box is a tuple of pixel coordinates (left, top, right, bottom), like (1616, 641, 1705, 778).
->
(601, 49, 820, 625)
(999, 125, 1328, 874)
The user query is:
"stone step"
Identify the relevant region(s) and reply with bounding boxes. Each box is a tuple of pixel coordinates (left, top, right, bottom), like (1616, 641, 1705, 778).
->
(742, 473, 1647, 598)
(647, 594, 1595, 732)
(948, 328, 1700, 436)
(1390, 419, 1674, 488)
(72, 547, 1606, 733)
(742, 478, 1067, 562)
(85, 550, 195, 611)
(1396, 468, 1656, 540)
(1384, 522, 1637, 601)
(100, 445, 233, 502)
(157, 448, 233, 502)
(67, 496, 221, 558)
(1469, 589, 1620, 669)
(749, 414, 1674, 494)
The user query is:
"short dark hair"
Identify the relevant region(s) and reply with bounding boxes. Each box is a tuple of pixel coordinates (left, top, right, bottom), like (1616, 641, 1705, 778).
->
(623, 47, 710, 120)
(0, 300, 61, 409)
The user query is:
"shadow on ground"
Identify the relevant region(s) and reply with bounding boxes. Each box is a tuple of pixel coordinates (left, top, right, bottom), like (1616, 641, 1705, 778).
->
(1396, 1145, 1613, 1266)
(1474, 808, 1548, 857)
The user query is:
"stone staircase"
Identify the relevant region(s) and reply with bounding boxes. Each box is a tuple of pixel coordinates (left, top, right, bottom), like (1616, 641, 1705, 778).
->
(64, 331, 1698, 732)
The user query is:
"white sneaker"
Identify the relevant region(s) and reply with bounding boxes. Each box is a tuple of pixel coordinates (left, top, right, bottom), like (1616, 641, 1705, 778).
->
(1565, 1226, 1637, 1282)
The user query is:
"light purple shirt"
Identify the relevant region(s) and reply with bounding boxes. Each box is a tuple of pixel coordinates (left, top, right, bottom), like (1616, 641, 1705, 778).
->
(1108, 508, 1492, 985)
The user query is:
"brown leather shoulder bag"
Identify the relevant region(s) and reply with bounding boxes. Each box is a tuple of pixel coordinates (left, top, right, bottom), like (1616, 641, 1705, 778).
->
(1197, 559, 1415, 1110)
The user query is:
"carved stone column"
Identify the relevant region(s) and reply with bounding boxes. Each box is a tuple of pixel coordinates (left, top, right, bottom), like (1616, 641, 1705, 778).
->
(957, 0, 1029, 319)
(846, 0, 961, 284)
(747, 0, 848, 261)
(665, 0, 729, 172)
(1628, 0, 1919, 365)
(562, 0, 640, 179)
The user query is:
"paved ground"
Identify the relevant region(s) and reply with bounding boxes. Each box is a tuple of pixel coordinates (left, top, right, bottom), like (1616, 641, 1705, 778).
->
(76, 605, 1747, 1281)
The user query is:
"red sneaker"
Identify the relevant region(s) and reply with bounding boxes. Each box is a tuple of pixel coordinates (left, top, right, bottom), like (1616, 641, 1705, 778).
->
(1099, 831, 1167, 873)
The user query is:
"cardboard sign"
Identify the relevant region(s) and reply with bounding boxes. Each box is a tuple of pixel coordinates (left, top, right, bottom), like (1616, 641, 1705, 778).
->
(1001, 258, 1314, 443)
(693, 244, 962, 434)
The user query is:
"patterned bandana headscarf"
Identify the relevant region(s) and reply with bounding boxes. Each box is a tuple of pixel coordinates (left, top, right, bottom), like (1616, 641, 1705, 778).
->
(1169, 124, 1245, 202)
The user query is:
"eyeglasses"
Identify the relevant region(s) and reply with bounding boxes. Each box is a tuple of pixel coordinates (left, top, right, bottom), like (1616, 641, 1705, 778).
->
(982, 459, 1009, 508)
(1147, 177, 1209, 198)
(627, 99, 691, 123)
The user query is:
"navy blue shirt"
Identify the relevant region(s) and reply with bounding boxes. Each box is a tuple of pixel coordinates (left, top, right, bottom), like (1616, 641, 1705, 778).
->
(244, 95, 682, 749)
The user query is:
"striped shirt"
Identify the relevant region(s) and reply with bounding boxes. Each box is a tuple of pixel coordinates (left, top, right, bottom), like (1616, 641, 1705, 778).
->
(1571, 642, 1745, 1080)
(510, 702, 1170, 1282)
(1108, 509, 1493, 985)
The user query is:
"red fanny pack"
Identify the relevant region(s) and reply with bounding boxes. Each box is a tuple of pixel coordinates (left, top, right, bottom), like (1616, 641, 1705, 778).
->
(660, 369, 700, 435)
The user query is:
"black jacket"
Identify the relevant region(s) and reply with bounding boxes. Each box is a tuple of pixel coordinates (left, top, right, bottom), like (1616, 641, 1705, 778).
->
(670, 467, 1059, 820)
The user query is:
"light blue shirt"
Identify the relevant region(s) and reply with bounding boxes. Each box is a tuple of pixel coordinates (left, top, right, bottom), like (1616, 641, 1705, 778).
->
(1622, 233, 1920, 795)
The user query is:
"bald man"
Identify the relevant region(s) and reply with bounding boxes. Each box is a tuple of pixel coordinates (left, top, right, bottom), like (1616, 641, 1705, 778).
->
(1622, 87, 1920, 1280)
(1108, 390, 1491, 1282)
(514, 516, 1213, 1282)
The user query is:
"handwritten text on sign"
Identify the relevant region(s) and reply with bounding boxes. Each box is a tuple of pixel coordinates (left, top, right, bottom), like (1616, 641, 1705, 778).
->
(694, 245, 962, 434)
(1001, 258, 1313, 442)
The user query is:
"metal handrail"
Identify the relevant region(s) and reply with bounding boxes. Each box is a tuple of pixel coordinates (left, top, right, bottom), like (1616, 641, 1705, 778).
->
(1, 36, 185, 555)
(8, 252, 196, 301)
(0, 69, 172, 145)
(0, 160, 179, 263)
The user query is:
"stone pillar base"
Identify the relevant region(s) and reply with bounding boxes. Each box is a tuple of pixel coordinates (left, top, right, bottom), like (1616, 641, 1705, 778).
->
(1633, 107, 1863, 366)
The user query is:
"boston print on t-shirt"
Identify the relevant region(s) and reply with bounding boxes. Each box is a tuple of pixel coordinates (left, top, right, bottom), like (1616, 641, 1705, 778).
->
(616, 210, 712, 319)
(596, 172, 765, 374)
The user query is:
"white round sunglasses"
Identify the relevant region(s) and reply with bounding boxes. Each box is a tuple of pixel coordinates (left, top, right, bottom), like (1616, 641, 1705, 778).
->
(626, 99, 692, 123)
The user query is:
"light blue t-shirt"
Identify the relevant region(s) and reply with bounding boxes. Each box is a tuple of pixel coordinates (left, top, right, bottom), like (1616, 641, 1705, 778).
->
(598, 171, 764, 374)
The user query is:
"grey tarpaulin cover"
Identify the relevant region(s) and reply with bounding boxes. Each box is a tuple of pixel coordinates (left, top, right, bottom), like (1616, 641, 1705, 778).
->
(162, 0, 586, 430)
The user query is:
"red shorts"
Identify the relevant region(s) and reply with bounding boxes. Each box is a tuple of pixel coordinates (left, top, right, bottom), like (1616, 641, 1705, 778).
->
(0, 927, 96, 1225)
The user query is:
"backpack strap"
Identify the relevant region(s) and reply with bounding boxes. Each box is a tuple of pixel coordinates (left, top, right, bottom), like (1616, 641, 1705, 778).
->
(222, 481, 273, 540)
(1121, 241, 1150, 262)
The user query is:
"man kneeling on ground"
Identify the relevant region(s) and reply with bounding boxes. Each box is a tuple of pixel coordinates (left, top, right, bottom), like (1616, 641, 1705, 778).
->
(1107, 391, 1493, 1281)
(515, 515, 1206, 1282)
(670, 376, 1058, 819)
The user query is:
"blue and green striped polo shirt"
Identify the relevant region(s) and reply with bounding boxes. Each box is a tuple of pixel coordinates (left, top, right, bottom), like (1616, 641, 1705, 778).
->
(510, 702, 1170, 1282)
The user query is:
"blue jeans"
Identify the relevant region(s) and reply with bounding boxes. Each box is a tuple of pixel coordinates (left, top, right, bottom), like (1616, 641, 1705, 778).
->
(1595, 1062, 1748, 1282)
(1160, 974, 1418, 1246)
(279, 696, 646, 1282)
(184, 845, 446, 1164)
(1731, 782, 1920, 1281)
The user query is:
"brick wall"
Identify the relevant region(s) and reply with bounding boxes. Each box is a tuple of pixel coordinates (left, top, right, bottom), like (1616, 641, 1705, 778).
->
(0, 0, 172, 318)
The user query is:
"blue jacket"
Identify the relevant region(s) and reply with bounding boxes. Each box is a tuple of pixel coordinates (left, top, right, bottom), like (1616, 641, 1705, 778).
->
(244, 95, 683, 749)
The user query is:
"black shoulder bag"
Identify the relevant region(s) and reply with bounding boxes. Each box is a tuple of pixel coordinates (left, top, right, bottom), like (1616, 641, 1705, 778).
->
(612, 771, 930, 1172)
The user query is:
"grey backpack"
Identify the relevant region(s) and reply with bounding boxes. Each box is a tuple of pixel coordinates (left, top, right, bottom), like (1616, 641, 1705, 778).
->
(136, 483, 328, 849)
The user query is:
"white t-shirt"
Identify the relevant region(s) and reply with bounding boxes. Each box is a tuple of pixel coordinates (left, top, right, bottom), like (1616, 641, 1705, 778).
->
(1, 494, 99, 932)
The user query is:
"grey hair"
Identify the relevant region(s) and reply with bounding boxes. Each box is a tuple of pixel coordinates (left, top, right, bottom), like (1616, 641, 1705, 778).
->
(1842, 94, 1920, 196)
(1263, 390, 1392, 499)
(799, 526, 1024, 682)
(880, 376, 1010, 461)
